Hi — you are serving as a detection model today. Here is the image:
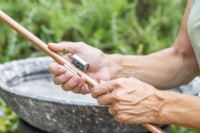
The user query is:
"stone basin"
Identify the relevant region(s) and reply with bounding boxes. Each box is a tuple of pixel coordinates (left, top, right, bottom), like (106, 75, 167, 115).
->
(0, 57, 152, 133)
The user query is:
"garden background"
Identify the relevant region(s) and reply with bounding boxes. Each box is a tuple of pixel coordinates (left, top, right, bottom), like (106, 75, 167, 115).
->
(0, 0, 199, 132)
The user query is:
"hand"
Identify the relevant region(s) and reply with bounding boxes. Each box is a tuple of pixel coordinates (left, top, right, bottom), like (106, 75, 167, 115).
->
(91, 77, 163, 124)
(48, 42, 111, 94)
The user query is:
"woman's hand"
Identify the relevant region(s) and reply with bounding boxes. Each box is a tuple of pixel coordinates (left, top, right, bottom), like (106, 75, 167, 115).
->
(48, 42, 112, 94)
(91, 77, 163, 124)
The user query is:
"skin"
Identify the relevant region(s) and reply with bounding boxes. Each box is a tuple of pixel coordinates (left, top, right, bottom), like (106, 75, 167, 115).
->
(48, 0, 200, 130)
(48, 42, 111, 94)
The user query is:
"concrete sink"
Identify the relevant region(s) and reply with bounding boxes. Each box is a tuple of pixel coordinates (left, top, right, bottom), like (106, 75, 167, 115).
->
(0, 57, 153, 133)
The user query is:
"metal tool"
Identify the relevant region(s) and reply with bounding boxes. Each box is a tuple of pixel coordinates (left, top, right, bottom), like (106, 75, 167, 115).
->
(0, 10, 165, 133)
(71, 54, 89, 72)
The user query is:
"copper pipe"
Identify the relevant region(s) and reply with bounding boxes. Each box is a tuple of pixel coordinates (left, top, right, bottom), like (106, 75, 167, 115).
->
(0, 10, 166, 133)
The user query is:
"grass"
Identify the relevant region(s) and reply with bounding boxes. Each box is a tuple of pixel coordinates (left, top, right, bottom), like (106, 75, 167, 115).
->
(0, 0, 199, 132)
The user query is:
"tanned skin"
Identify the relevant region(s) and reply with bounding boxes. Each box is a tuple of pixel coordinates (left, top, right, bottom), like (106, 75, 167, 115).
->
(48, 0, 200, 129)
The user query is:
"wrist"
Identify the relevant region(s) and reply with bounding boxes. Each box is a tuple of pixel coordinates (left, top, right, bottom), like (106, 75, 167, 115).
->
(102, 54, 123, 79)
(154, 90, 183, 125)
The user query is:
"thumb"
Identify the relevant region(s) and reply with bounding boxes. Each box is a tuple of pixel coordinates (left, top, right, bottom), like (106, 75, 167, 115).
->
(48, 42, 80, 53)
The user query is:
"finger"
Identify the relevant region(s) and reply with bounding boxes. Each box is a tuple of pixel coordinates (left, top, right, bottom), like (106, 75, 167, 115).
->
(82, 84, 91, 94)
(72, 76, 90, 94)
(48, 42, 82, 53)
(96, 92, 117, 105)
(53, 72, 72, 85)
(110, 102, 129, 113)
(72, 85, 90, 94)
(108, 106, 117, 115)
(71, 88, 81, 93)
(114, 113, 131, 124)
(48, 62, 65, 75)
(115, 112, 150, 124)
(61, 75, 80, 91)
(91, 80, 121, 98)
(71, 78, 86, 93)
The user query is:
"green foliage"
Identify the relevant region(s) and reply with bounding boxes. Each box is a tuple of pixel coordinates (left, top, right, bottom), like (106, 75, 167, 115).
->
(0, 0, 198, 133)
(0, 0, 185, 63)
(172, 125, 200, 133)
(0, 99, 18, 133)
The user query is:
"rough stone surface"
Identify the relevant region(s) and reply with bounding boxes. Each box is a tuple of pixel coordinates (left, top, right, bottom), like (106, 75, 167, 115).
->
(0, 57, 149, 133)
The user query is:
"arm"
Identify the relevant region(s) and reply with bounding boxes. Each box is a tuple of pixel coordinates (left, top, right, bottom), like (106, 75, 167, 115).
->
(48, 1, 198, 92)
(106, 0, 199, 89)
(158, 89, 200, 129)
(91, 1, 200, 129)
(91, 77, 200, 130)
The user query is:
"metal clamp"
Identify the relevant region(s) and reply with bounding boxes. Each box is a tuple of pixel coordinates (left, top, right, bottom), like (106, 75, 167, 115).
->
(63, 55, 89, 75)
(71, 55, 89, 72)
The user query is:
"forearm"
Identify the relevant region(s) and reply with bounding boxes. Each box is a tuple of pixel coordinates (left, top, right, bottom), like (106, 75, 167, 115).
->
(157, 91, 200, 129)
(104, 0, 199, 89)
(106, 45, 199, 89)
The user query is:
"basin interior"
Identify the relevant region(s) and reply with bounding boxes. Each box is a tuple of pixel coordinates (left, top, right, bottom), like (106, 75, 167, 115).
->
(1, 60, 97, 105)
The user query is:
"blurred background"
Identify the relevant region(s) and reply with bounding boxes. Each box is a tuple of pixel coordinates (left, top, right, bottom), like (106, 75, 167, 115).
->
(0, 0, 199, 132)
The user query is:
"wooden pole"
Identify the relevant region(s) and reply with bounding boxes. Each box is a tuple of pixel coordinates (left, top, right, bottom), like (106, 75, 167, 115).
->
(0, 10, 165, 133)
